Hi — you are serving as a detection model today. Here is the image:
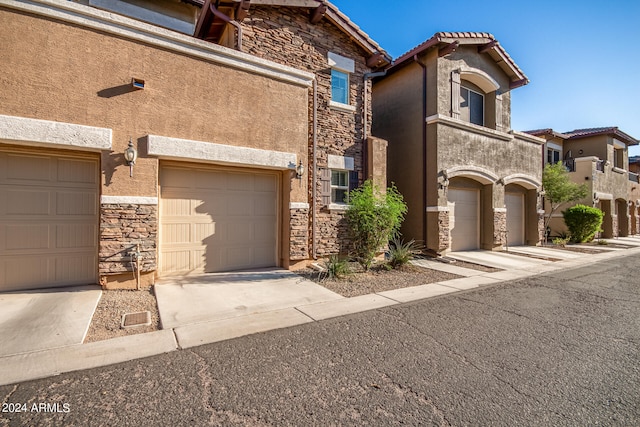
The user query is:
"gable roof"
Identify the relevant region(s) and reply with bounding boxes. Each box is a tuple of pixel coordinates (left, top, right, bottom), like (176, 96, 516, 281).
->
(192, 0, 391, 68)
(526, 127, 639, 146)
(390, 32, 529, 89)
(563, 127, 639, 146)
(525, 128, 571, 139)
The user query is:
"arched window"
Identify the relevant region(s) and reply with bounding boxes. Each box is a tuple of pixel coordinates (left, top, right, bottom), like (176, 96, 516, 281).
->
(451, 68, 502, 129)
(460, 81, 484, 126)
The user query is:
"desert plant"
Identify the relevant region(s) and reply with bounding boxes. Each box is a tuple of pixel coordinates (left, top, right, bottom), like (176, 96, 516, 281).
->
(562, 204, 604, 243)
(319, 255, 350, 281)
(552, 236, 570, 247)
(597, 238, 609, 245)
(345, 180, 408, 270)
(542, 162, 589, 234)
(388, 238, 423, 269)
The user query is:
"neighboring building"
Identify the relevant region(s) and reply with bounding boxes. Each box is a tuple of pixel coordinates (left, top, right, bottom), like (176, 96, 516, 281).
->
(0, 0, 390, 291)
(629, 156, 640, 235)
(529, 127, 639, 238)
(372, 33, 544, 255)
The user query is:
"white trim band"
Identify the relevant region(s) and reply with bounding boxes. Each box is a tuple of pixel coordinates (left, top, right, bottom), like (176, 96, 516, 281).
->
(426, 206, 449, 212)
(328, 154, 355, 171)
(289, 202, 310, 209)
(101, 196, 158, 205)
(494, 208, 507, 212)
(0, 114, 112, 152)
(148, 135, 297, 170)
(1, 0, 314, 88)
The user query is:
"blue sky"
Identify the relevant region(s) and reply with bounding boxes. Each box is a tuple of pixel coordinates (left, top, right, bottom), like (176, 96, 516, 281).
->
(331, 0, 640, 155)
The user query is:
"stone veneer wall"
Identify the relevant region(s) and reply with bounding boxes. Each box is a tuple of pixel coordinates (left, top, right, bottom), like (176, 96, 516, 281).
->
(241, 6, 372, 257)
(99, 204, 157, 276)
(493, 210, 507, 248)
(289, 208, 309, 260)
(437, 211, 450, 252)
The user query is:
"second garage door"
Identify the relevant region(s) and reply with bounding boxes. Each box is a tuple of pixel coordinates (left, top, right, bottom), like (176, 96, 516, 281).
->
(506, 192, 525, 246)
(160, 164, 278, 275)
(448, 188, 480, 251)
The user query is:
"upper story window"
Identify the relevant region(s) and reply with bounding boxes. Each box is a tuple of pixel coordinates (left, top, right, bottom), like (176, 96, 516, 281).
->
(331, 170, 350, 204)
(547, 147, 561, 165)
(328, 52, 356, 112)
(613, 139, 626, 170)
(88, 0, 197, 34)
(460, 85, 484, 126)
(331, 70, 349, 105)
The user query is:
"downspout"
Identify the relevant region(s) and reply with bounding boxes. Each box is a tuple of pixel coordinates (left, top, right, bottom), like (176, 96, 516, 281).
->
(362, 71, 387, 181)
(209, 3, 243, 51)
(311, 78, 318, 259)
(414, 55, 428, 247)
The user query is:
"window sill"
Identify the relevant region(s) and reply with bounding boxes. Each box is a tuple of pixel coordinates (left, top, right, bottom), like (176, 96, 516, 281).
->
(329, 101, 356, 113)
(328, 203, 349, 211)
(612, 167, 626, 174)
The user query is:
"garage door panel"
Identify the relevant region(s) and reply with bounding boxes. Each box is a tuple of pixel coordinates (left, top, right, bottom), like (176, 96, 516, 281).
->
(162, 223, 191, 244)
(6, 189, 51, 215)
(448, 188, 480, 251)
(0, 150, 99, 291)
(6, 225, 50, 250)
(6, 155, 51, 182)
(56, 192, 97, 215)
(55, 224, 97, 249)
(57, 158, 98, 184)
(506, 193, 525, 246)
(160, 165, 278, 274)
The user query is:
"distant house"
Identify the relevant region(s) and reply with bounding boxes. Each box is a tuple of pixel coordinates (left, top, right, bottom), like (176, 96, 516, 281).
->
(373, 32, 544, 254)
(0, 0, 390, 291)
(528, 127, 639, 237)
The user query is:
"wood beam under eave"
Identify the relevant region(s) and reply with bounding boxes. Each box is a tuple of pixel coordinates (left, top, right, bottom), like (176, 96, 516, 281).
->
(235, 0, 251, 21)
(438, 41, 459, 57)
(366, 53, 385, 69)
(310, 4, 327, 24)
(478, 40, 498, 54)
(510, 78, 529, 89)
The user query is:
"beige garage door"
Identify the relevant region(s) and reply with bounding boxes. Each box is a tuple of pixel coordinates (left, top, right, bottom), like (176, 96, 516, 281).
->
(448, 188, 480, 251)
(506, 192, 525, 246)
(0, 149, 99, 291)
(160, 164, 278, 275)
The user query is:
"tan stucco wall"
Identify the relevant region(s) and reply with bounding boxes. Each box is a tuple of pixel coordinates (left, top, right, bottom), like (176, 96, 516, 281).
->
(372, 63, 425, 241)
(435, 45, 512, 130)
(0, 7, 309, 199)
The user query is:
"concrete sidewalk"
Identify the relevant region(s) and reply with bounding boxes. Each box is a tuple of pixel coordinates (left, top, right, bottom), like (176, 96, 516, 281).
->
(2, 245, 640, 386)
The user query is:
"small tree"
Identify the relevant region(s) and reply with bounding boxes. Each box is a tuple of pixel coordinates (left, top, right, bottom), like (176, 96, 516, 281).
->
(345, 180, 407, 270)
(563, 204, 604, 243)
(542, 162, 588, 236)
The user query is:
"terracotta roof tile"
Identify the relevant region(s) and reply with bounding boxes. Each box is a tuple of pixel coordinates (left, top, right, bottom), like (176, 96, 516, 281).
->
(390, 32, 528, 88)
(564, 127, 639, 145)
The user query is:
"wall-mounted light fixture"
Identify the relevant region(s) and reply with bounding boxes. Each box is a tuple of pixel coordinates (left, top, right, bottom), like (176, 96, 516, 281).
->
(132, 77, 145, 90)
(124, 138, 138, 177)
(296, 160, 304, 179)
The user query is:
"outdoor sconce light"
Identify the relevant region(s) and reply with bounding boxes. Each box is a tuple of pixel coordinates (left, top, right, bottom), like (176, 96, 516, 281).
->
(124, 138, 138, 177)
(296, 160, 304, 179)
(132, 77, 145, 90)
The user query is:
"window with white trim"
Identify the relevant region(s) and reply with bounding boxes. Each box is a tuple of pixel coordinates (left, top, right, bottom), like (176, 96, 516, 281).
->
(331, 170, 350, 204)
(547, 147, 561, 165)
(460, 85, 484, 126)
(331, 69, 349, 105)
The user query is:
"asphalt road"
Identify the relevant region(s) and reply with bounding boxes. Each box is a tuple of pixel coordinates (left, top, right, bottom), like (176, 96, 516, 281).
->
(1, 254, 639, 426)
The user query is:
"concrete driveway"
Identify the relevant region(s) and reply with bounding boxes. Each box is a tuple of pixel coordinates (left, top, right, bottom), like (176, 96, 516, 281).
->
(0, 285, 101, 357)
(448, 249, 554, 270)
(154, 268, 344, 329)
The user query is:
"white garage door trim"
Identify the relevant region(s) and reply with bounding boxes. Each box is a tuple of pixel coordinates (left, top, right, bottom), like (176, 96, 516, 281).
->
(448, 188, 480, 251)
(0, 146, 99, 291)
(506, 192, 525, 246)
(159, 162, 280, 275)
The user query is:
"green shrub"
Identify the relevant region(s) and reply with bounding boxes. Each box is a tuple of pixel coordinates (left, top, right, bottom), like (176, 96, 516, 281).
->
(319, 255, 350, 281)
(388, 238, 423, 269)
(345, 180, 408, 271)
(562, 205, 604, 243)
(552, 236, 570, 247)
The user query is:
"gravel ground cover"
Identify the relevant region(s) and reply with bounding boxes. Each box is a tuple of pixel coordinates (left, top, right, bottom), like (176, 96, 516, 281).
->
(296, 263, 462, 298)
(85, 288, 160, 343)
